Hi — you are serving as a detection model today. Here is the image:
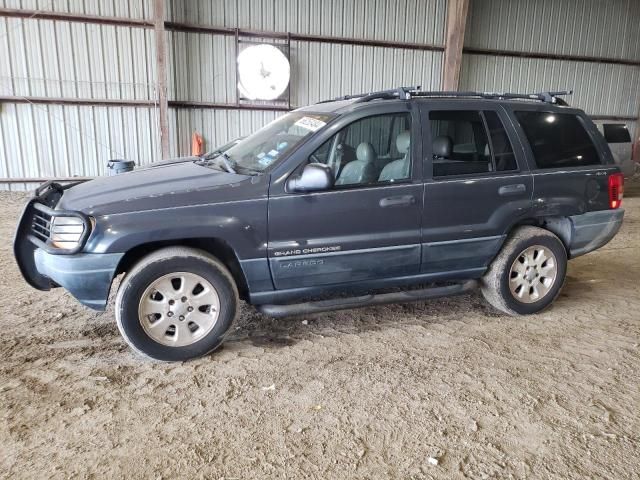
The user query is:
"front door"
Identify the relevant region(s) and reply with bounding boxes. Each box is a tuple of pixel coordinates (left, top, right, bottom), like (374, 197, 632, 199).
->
(418, 101, 533, 275)
(267, 108, 424, 290)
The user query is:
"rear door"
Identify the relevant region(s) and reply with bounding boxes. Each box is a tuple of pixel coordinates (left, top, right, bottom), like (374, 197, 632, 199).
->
(267, 104, 424, 290)
(510, 108, 617, 215)
(418, 100, 533, 275)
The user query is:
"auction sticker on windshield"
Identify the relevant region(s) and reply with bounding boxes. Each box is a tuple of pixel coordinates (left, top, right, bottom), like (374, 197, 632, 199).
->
(294, 116, 326, 132)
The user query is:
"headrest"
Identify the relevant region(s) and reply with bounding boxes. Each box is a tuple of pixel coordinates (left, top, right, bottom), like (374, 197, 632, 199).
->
(433, 136, 453, 158)
(356, 142, 375, 163)
(396, 131, 411, 154)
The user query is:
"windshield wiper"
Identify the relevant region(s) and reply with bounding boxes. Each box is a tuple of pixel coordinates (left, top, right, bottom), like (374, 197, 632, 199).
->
(219, 153, 237, 174)
(198, 153, 237, 173)
(235, 165, 262, 176)
(197, 153, 261, 176)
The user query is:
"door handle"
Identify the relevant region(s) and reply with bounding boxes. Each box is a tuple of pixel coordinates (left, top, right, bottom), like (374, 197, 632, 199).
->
(379, 195, 415, 207)
(498, 184, 526, 196)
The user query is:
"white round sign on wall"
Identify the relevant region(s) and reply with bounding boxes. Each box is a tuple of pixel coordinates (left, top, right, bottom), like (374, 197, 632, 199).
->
(237, 44, 290, 101)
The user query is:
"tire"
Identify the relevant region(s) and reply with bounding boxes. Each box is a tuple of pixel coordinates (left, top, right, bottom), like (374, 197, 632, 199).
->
(115, 247, 239, 361)
(481, 226, 567, 316)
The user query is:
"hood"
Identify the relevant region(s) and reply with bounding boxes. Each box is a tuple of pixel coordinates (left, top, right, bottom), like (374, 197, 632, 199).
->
(57, 159, 252, 216)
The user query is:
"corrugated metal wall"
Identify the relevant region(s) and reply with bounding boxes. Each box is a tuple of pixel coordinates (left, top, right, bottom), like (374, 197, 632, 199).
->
(169, 108, 280, 159)
(459, 55, 639, 136)
(289, 42, 442, 105)
(0, 0, 159, 190)
(166, 32, 443, 105)
(0, 103, 159, 173)
(0, 0, 152, 18)
(166, 0, 446, 159)
(0, 0, 447, 189)
(465, 0, 640, 61)
(1, 0, 638, 189)
(0, 17, 156, 100)
(166, 0, 446, 44)
(462, 0, 640, 137)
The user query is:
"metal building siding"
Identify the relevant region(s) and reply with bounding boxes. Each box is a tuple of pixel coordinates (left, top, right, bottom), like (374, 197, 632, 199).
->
(168, 32, 444, 105)
(0, 17, 156, 100)
(291, 41, 443, 105)
(0, 103, 160, 190)
(0, 0, 153, 19)
(465, 0, 640, 61)
(459, 54, 640, 118)
(168, 107, 279, 157)
(168, 31, 236, 103)
(2, 0, 638, 191)
(0, 11, 158, 190)
(165, 0, 447, 107)
(166, 0, 446, 46)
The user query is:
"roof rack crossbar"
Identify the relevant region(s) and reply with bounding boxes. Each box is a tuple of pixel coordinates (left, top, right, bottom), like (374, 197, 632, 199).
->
(316, 88, 573, 105)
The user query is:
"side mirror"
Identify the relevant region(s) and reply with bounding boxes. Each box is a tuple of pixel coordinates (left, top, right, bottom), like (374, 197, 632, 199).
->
(288, 163, 335, 192)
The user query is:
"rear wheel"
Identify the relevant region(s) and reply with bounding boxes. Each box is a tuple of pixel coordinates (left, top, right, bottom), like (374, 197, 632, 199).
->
(481, 226, 567, 315)
(115, 247, 238, 361)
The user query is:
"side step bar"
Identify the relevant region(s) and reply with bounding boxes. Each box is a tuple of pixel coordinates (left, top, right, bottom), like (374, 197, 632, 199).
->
(257, 280, 478, 318)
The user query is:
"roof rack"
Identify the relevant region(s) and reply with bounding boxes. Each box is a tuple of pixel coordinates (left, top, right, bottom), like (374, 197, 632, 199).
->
(318, 87, 573, 105)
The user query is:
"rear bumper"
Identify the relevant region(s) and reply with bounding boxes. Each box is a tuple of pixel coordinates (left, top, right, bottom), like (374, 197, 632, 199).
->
(569, 209, 624, 258)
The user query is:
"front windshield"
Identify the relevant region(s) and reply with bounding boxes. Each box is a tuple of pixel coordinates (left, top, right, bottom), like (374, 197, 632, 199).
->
(213, 112, 333, 174)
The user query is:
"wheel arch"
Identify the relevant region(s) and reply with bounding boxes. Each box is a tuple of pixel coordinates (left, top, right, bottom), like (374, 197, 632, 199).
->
(114, 237, 250, 300)
(504, 216, 572, 253)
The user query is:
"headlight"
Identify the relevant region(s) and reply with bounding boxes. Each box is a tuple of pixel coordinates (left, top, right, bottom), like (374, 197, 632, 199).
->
(50, 216, 86, 249)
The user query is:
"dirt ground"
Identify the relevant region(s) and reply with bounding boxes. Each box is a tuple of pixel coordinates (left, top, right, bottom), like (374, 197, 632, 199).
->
(1, 183, 639, 480)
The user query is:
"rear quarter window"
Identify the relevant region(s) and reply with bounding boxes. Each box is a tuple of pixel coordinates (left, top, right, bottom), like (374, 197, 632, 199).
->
(515, 111, 601, 169)
(603, 124, 631, 144)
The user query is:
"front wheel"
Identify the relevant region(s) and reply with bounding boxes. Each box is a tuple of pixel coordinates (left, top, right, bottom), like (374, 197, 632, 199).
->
(115, 247, 239, 361)
(481, 226, 567, 315)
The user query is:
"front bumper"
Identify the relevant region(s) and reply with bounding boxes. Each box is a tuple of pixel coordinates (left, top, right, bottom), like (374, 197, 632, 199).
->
(32, 249, 123, 310)
(14, 182, 122, 311)
(569, 209, 624, 258)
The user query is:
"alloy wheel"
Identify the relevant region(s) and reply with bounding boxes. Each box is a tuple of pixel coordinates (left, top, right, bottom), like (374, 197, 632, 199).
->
(138, 272, 221, 347)
(508, 245, 558, 304)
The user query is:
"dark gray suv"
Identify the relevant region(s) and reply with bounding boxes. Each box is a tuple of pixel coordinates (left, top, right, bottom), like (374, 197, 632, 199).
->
(14, 87, 625, 361)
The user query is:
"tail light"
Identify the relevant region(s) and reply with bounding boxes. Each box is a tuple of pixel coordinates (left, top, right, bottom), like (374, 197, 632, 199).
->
(608, 172, 624, 209)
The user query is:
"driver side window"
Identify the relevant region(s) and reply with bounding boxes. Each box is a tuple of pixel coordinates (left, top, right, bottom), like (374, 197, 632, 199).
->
(310, 113, 412, 187)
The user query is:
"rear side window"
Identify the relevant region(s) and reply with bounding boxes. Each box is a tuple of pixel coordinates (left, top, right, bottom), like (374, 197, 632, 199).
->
(430, 110, 491, 177)
(603, 124, 631, 144)
(429, 110, 517, 176)
(515, 111, 601, 168)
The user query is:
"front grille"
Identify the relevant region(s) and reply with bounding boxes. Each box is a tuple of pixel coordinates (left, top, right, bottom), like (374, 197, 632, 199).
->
(31, 210, 52, 242)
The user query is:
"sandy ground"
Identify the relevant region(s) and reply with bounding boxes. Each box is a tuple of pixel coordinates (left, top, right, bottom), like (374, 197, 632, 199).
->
(0, 183, 639, 480)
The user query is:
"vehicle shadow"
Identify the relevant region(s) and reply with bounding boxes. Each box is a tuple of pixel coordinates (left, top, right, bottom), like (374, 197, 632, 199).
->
(223, 290, 497, 351)
(81, 254, 630, 356)
(224, 251, 633, 352)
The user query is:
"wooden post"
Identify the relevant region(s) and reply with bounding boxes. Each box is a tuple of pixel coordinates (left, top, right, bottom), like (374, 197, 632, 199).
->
(153, 0, 169, 159)
(634, 110, 640, 163)
(442, 0, 470, 91)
